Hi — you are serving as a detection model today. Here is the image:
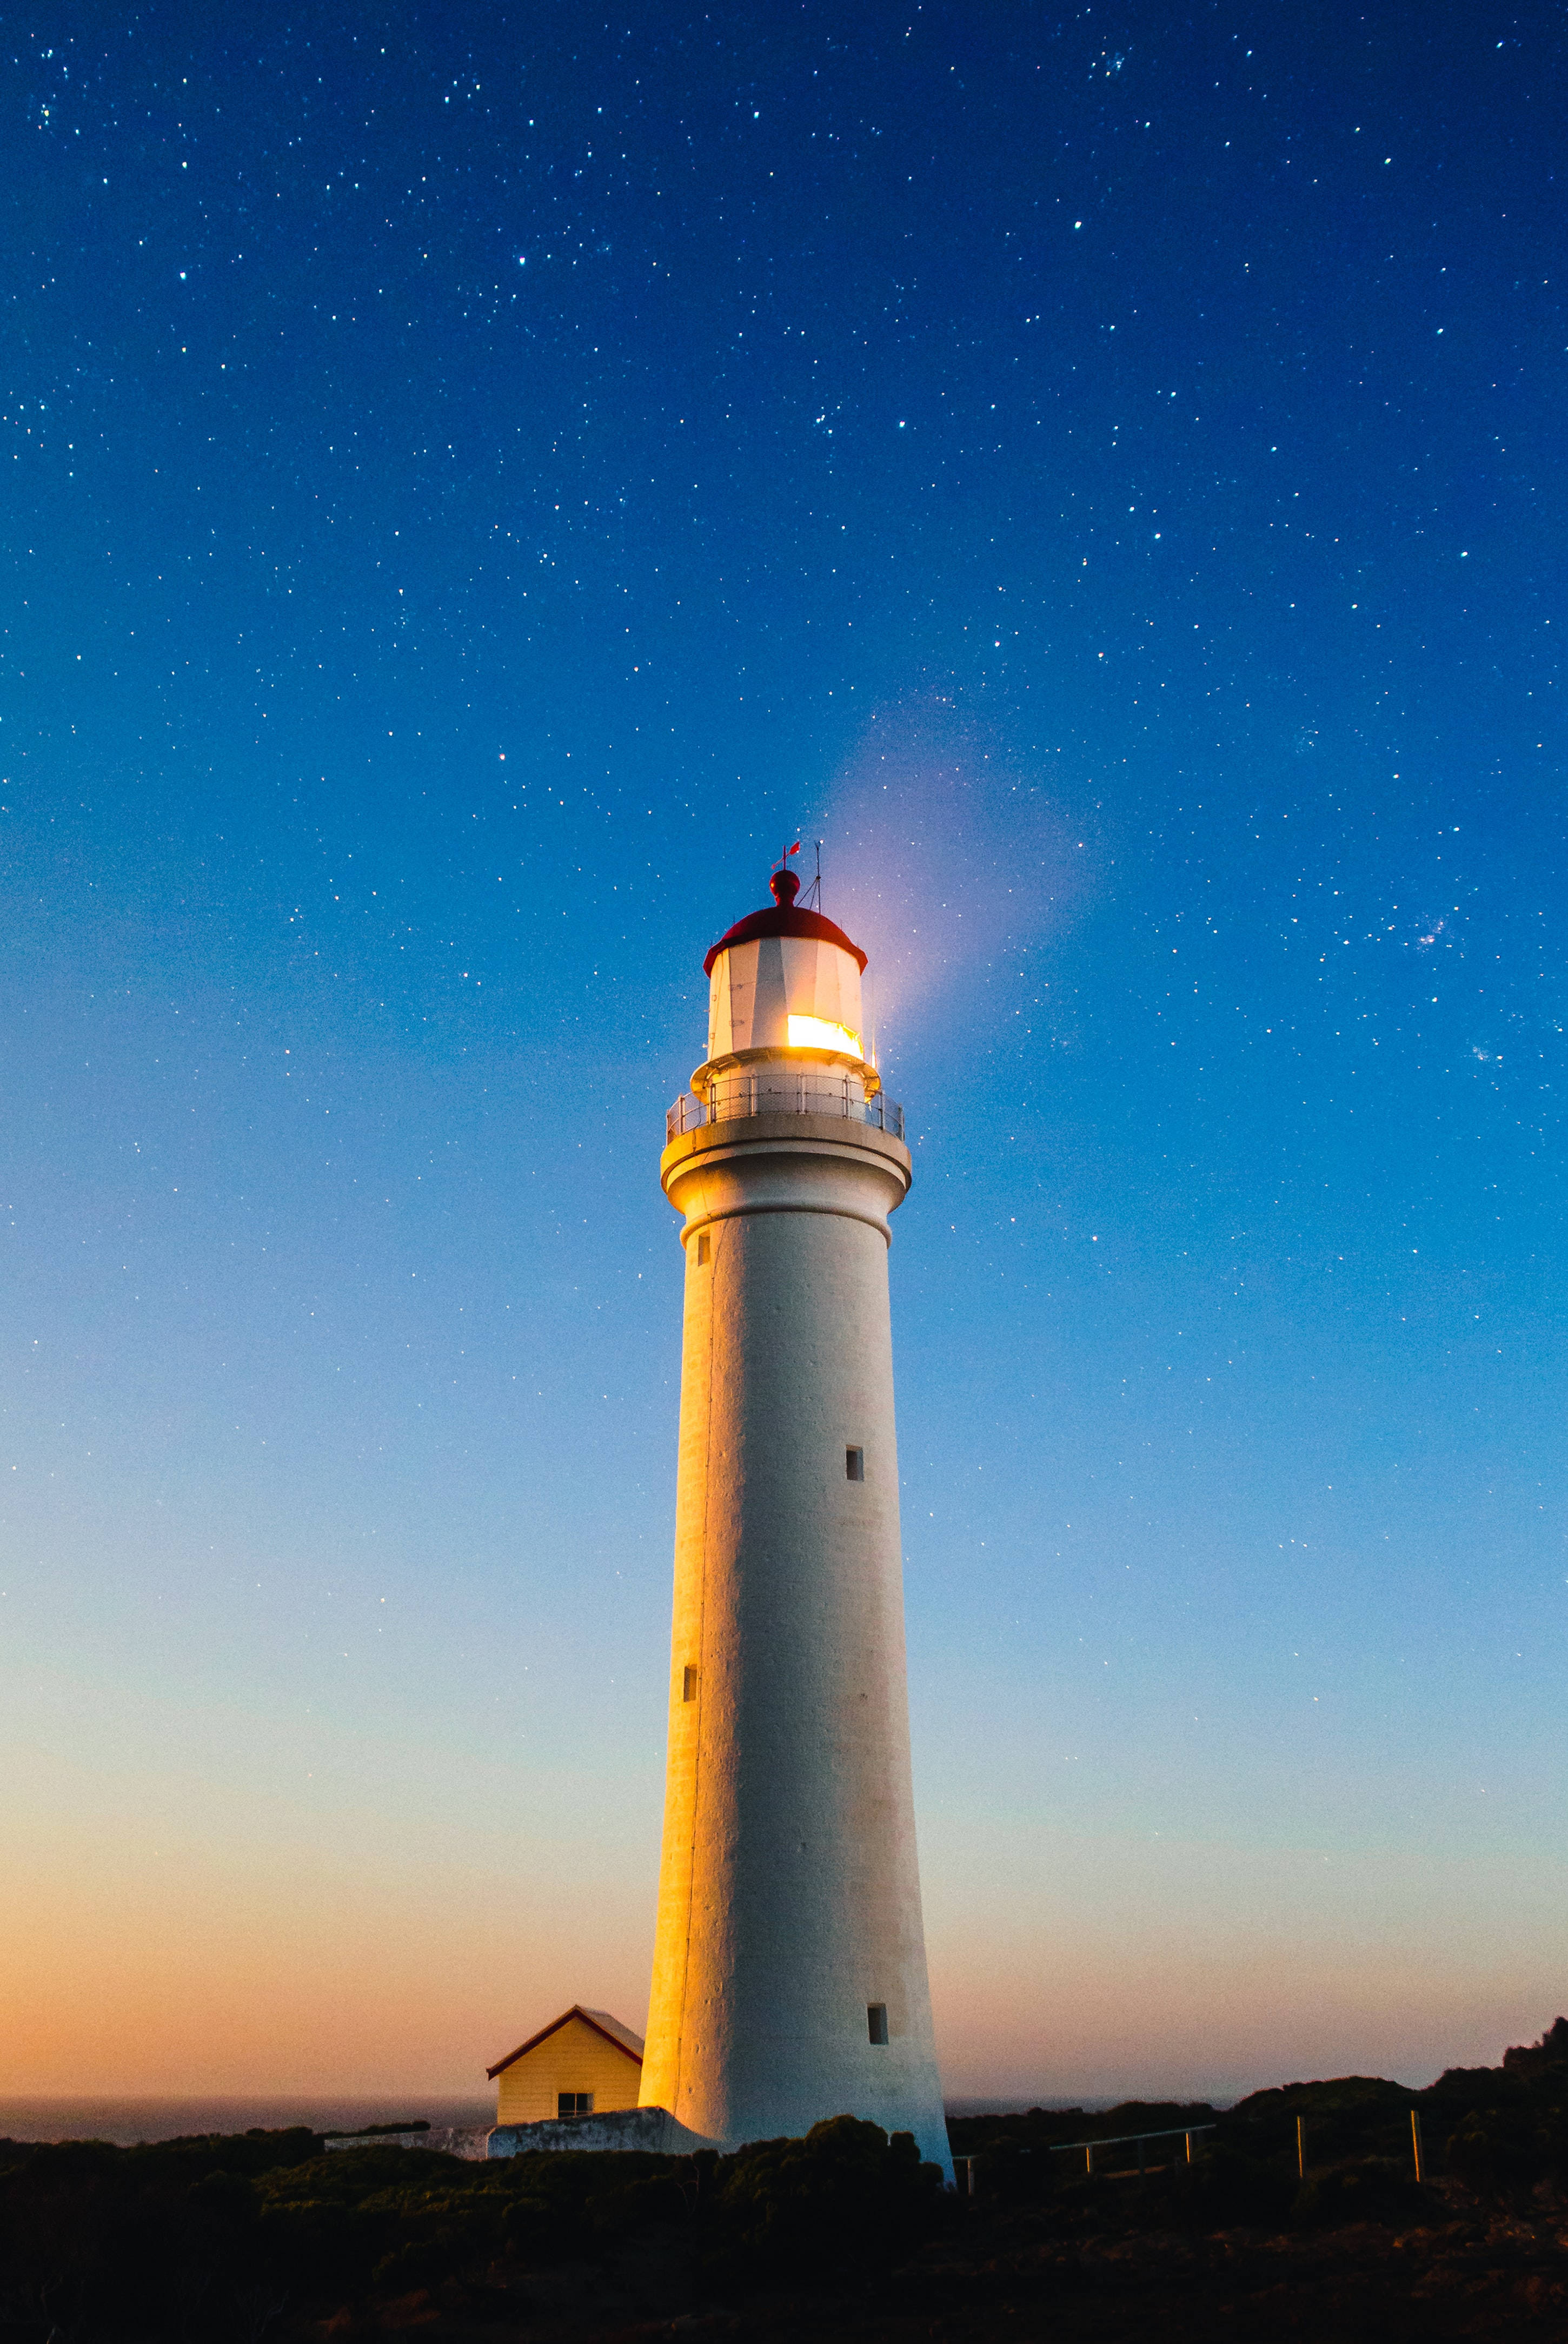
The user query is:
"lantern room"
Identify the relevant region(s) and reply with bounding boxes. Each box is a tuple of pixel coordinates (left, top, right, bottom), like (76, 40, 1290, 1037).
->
(700, 866, 872, 1085)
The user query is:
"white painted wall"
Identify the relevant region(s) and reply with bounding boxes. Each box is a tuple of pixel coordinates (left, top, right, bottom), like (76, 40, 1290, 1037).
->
(641, 1104, 951, 2178)
(707, 935, 866, 1061)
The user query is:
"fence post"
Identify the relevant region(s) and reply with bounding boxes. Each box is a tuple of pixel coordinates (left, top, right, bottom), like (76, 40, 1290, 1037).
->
(1185, 2130, 1193, 2166)
(1297, 2115, 1306, 2181)
(1085, 2142, 1093, 2177)
(1411, 2109, 1424, 2183)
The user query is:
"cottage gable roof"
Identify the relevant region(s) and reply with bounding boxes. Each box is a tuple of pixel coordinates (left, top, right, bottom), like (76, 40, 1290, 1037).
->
(486, 2003, 646, 2081)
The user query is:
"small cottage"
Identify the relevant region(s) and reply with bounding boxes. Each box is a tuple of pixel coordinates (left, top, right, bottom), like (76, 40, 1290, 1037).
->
(486, 2005, 645, 2126)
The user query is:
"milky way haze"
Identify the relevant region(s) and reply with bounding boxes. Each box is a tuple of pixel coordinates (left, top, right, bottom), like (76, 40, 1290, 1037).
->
(2, 2, 1564, 2102)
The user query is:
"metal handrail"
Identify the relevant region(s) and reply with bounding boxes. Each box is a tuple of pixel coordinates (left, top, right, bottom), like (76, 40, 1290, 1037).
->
(667, 1081, 905, 1144)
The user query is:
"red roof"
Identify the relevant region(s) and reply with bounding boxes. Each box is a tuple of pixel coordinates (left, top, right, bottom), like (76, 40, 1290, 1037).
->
(486, 2004, 645, 2081)
(703, 868, 867, 977)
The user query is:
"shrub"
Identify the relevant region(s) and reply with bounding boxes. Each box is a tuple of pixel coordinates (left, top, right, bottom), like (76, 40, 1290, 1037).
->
(1292, 2158, 1434, 2229)
(1502, 2018, 1568, 2076)
(1167, 2142, 1296, 2230)
(705, 2116, 947, 2284)
(1445, 2109, 1553, 2196)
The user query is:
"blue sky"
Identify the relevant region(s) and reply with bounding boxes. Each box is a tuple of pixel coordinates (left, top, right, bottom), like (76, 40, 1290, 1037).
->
(2, 0, 1564, 2098)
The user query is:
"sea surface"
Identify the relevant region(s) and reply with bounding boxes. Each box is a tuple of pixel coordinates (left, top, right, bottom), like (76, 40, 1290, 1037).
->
(943, 2097, 1122, 2118)
(0, 2097, 495, 2147)
(0, 2093, 1127, 2147)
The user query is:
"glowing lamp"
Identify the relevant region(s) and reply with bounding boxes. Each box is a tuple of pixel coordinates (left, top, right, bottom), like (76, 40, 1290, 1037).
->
(788, 1014, 862, 1057)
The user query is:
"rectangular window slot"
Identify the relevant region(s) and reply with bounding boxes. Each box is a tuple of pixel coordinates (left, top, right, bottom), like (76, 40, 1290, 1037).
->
(682, 1665, 699, 1703)
(868, 2003, 888, 2046)
(557, 2093, 594, 2118)
(695, 1231, 710, 1266)
(846, 1447, 865, 1482)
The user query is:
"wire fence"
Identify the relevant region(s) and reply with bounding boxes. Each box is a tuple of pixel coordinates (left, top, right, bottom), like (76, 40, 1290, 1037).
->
(953, 2123, 1218, 2199)
(958, 2108, 1436, 2198)
(1052, 2123, 1217, 2176)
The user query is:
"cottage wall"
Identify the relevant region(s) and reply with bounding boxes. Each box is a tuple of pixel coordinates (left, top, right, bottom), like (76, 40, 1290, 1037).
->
(495, 2013, 643, 2125)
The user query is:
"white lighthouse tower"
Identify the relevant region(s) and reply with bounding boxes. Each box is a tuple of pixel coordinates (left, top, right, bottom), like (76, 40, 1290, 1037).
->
(640, 861, 951, 2177)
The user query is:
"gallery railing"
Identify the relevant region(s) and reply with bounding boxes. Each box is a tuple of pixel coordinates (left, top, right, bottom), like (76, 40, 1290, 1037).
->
(667, 1075, 905, 1145)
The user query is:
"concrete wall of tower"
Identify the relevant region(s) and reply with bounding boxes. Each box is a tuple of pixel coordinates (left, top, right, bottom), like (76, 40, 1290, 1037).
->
(640, 1107, 950, 2176)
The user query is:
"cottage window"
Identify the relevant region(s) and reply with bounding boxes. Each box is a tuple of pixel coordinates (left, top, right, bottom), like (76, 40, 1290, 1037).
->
(558, 2092, 594, 2118)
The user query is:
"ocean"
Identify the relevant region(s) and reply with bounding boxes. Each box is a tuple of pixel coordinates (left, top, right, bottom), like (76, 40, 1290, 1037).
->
(0, 2093, 1124, 2147)
(0, 2097, 496, 2147)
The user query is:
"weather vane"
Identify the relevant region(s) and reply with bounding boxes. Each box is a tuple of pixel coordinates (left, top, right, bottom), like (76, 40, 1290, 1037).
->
(772, 836, 825, 911)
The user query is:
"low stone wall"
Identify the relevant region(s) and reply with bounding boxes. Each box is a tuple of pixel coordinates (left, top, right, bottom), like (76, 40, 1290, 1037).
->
(487, 2105, 719, 2158)
(323, 2127, 491, 2161)
(321, 2108, 717, 2161)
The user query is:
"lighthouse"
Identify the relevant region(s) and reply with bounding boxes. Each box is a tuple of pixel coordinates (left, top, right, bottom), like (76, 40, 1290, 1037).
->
(640, 860, 951, 2176)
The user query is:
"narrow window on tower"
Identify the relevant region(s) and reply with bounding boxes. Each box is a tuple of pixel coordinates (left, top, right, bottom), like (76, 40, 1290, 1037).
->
(558, 2093, 594, 2118)
(846, 1446, 865, 1481)
(695, 1230, 710, 1266)
(867, 2004, 889, 2046)
(682, 1665, 699, 1703)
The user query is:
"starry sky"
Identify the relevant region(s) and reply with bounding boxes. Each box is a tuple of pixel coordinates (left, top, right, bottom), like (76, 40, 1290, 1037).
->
(3, 1, 1565, 2104)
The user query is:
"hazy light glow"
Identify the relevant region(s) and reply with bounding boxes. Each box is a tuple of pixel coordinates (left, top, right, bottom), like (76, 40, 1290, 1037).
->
(788, 1015, 863, 1057)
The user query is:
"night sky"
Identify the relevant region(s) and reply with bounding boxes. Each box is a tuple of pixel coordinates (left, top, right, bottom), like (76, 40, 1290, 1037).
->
(4, 2, 1565, 2103)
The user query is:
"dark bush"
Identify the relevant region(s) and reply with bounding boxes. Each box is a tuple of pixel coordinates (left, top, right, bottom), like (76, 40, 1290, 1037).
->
(324, 2118, 430, 2139)
(1293, 2158, 1436, 2228)
(1225, 2077, 1416, 2170)
(1502, 2017, 1568, 2076)
(372, 2236, 453, 2292)
(498, 2191, 562, 2261)
(705, 2115, 947, 2283)
(584, 2169, 693, 2236)
(1445, 2109, 1553, 2196)
(254, 2194, 393, 2296)
(0, 2136, 318, 2342)
(1168, 2141, 1297, 2230)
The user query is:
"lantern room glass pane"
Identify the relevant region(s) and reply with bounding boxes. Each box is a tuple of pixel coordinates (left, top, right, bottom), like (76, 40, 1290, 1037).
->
(788, 1014, 862, 1056)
